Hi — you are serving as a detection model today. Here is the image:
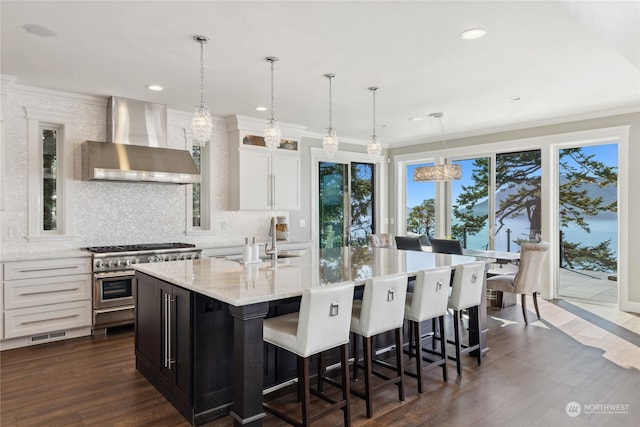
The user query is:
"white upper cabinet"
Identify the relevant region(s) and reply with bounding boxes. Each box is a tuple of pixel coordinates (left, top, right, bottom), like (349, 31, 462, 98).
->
(227, 116, 304, 211)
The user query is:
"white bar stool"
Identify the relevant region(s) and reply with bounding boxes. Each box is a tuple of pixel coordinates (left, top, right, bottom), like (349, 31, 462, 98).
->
(446, 262, 486, 375)
(350, 273, 408, 418)
(403, 267, 452, 393)
(263, 282, 355, 426)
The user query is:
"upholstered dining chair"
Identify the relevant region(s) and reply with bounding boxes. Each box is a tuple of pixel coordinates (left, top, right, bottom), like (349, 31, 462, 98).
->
(429, 238, 463, 255)
(394, 236, 424, 251)
(486, 241, 550, 324)
(368, 233, 393, 248)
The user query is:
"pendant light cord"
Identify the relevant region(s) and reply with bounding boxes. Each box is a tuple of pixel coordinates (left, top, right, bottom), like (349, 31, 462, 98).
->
(199, 40, 205, 105)
(328, 77, 333, 129)
(270, 59, 276, 122)
(371, 88, 377, 138)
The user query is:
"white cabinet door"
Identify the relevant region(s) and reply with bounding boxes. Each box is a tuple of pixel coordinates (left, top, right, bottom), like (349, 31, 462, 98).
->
(272, 153, 300, 210)
(239, 149, 271, 210)
(238, 148, 300, 210)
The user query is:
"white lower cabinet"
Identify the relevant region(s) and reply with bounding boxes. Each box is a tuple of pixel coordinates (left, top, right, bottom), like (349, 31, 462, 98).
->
(1, 257, 92, 350)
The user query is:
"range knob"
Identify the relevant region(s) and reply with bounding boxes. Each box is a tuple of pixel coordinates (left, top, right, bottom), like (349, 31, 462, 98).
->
(124, 259, 131, 267)
(105, 260, 114, 268)
(95, 260, 104, 269)
(131, 258, 139, 265)
(115, 259, 122, 268)
(179, 254, 187, 260)
(148, 255, 158, 263)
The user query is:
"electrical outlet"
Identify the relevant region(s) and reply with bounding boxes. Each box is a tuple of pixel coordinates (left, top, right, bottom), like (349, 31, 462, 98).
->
(299, 219, 306, 228)
(220, 221, 228, 231)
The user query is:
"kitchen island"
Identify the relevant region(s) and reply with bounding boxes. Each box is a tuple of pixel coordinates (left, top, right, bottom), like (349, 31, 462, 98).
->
(133, 247, 482, 426)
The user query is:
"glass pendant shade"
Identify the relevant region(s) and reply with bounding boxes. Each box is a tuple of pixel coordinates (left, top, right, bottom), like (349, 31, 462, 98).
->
(192, 103, 213, 143)
(322, 128, 339, 158)
(413, 163, 462, 181)
(367, 135, 382, 160)
(191, 35, 212, 145)
(412, 112, 462, 181)
(264, 118, 282, 151)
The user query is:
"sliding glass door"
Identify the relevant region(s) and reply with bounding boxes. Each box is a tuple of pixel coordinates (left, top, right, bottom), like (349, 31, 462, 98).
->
(319, 161, 375, 248)
(557, 143, 618, 303)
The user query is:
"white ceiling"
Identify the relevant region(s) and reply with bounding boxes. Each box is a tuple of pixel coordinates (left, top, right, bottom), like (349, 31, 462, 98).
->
(2, 1, 639, 147)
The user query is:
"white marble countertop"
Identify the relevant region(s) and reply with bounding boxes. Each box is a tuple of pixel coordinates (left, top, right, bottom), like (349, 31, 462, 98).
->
(133, 247, 478, 307)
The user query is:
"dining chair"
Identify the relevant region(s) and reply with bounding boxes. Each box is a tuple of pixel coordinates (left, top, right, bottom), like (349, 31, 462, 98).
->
(394, 236, 424, 251)
(368, 233, 393, 248)
(350, 273, 407, 418)
(486, 241, 550, 324)
(263, 282, 355, 426)
(403, 267, 452, 393)
(445, 262, 486, 375)
(429, 238, 463, 255)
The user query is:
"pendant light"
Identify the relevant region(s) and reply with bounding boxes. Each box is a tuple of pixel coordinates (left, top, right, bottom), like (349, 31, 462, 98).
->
(191, 35, 213, 146)
(413, 113, 462, 181)
(264, 56, 282, 151)
(322, 73, 339, 158)
(367, 87, 382, 161)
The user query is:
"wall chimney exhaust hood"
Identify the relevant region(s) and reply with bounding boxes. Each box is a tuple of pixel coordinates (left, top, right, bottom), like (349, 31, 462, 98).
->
(82, 97, 201, 184)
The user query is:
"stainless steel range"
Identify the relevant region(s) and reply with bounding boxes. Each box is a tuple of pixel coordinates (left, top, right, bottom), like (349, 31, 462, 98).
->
(83, 243, 201, 335)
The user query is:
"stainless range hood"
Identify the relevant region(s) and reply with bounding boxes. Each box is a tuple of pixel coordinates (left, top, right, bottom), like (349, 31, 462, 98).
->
(82, 97, 201, 184)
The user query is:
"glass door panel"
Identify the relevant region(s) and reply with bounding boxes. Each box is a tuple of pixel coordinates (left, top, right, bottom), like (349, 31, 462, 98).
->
(319, 162, 347, 248)
(406, 163, 436, 237)
(350, 162, 375, 246)
(494, 150, 542, 252)
(451, 157, 490, 249)
(319, 161, 375, 248)
(557, 143, 618, 303)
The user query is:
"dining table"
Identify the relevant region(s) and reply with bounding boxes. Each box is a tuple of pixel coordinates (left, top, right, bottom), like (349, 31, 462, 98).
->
(134, 246, 485, 427)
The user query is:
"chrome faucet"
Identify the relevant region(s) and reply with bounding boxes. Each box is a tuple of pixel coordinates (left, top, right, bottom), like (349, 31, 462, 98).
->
(265, 217, 278, 260)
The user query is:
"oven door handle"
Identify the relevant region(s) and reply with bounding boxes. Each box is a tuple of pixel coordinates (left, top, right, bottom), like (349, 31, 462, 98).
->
(94, 271, 135, 280)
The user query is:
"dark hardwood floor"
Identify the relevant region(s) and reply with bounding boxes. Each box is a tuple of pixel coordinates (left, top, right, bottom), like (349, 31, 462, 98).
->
(2, 299, 638, 426)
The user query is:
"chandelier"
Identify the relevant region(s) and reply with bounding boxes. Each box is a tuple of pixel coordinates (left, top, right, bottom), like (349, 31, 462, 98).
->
(367, 87, 382, 161)
(191, 35, 213, 146)
(413, 113, 462, 181)
(264, 57, 282, 151)
(322, 73, 339, 158)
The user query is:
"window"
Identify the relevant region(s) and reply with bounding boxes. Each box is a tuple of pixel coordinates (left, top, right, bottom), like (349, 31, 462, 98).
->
(26, 108, 75, 240)
(191, 144, 202, 227)
(41, 126, 59, 232)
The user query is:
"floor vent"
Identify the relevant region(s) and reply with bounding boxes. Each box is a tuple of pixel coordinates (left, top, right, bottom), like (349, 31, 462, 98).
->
(30, 331, 66, 342)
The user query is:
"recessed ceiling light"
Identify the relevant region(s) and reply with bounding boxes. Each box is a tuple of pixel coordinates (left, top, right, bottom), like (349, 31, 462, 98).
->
(409, 116, 426, 122)
(146, 84, 164, 92)
(23, 24, 57, 37)
(255, 106, 267, 111)
(460, 28, 486, 40)
(509, 96, 521, 101)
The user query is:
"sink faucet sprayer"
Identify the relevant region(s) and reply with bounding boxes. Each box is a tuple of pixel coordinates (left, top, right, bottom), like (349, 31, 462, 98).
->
(265, 217, 278, 260)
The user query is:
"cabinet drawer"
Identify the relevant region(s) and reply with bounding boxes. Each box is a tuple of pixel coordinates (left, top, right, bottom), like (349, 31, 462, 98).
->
(4, 300, 91, 339)
(3, 274, 91, 309)
(3, 258, 92, 280)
